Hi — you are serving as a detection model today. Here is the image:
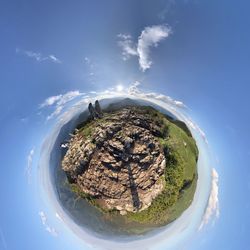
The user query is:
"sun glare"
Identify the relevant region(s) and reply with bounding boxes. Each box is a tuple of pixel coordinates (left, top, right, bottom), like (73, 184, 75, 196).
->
(116, 85, 124, 92)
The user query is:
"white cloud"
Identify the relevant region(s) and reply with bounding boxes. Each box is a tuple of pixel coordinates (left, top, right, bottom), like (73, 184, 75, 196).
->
(84, 57, 91, 64)
(25, 148, 35, 184)
(127, 81, 141, 95)
(40, 95, 62, 108)
(48, 54, 61, 63)
(117, 25, 171, 71)
(55, 212, 63, 221)
(117, 33, 132, 40)
(199, 168, 219, 231)
(158, 0, 176, 21)
(137, 25, 171, 71)
(56, 91, 82, 106)
(39, 211, 47, 225)
(83, 56, 96, 79)
(39, 211, 58, 237)
(117, 34, 137, 60)
(46, 106, 63, 121)
(152, 94, 186, 108)
(20, 117, 28, 123)
(61, 143, 68, 148)
(16, 48, 62, 63)
(185, 119, 208, 144)
(46, 227, 58, 236)
(40, 91, 84, 120)
(127, 81, 186, 108)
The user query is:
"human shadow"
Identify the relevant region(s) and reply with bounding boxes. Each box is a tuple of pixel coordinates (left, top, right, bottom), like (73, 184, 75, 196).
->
(126, 163, 141, 210)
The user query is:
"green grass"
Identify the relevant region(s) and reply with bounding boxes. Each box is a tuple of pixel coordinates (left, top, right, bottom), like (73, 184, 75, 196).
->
(70, 184, 105, 211)
(70, 183, 92, 199)
(79, 121, 94, 138)
(124, 111, 198, 225)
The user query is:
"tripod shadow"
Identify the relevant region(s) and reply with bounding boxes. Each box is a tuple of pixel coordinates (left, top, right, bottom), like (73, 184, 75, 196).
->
(126, 163, 141, 210)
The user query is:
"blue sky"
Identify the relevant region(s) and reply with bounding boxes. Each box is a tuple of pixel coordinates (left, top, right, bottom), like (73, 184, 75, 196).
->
(0, 0, 250, 249)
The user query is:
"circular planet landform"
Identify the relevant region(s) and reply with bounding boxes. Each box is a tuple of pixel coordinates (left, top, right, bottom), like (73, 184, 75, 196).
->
(53, 97, 198, 236)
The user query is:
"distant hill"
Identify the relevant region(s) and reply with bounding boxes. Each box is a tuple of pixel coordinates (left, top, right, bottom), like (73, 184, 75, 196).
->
(104, 98, 140, 112)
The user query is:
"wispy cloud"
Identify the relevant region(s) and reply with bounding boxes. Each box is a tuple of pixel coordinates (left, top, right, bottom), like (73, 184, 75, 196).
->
(25, 148, 35, 184)
(40, 95, 62, 108)
(83, 57, 97, 83)
(137, 25, 171, 71)
(46, 106, 63, 121)
(39, 211, 58, 237)
(127, 81, 186, 108)
(117, 34, 137, 60)
(158, 0, 176, 20)
(55, 212, 63, 221)
(185, 119, 208, 144)
(48, 54, 61, 63)
(40, 90, 84, 120)
(199, 168, 219, 231)
(0, 227, 7, 250)
(84, 57, 91, 65)
(127, 80, 141, 95)
(117, 25, 171, 71)
(16, 48, 62, 63)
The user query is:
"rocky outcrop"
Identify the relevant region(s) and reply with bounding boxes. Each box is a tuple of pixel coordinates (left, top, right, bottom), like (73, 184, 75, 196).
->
(62, 106, 166, 214)
(88, 100, 103, 119)
(95, 100, 103, 117)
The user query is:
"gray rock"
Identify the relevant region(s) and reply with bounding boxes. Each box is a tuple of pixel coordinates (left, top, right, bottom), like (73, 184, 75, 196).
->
(62, 106, 166, 214)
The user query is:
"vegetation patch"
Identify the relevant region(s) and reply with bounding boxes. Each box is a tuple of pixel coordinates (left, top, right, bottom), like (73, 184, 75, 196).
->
(123, 109, 198, 225)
